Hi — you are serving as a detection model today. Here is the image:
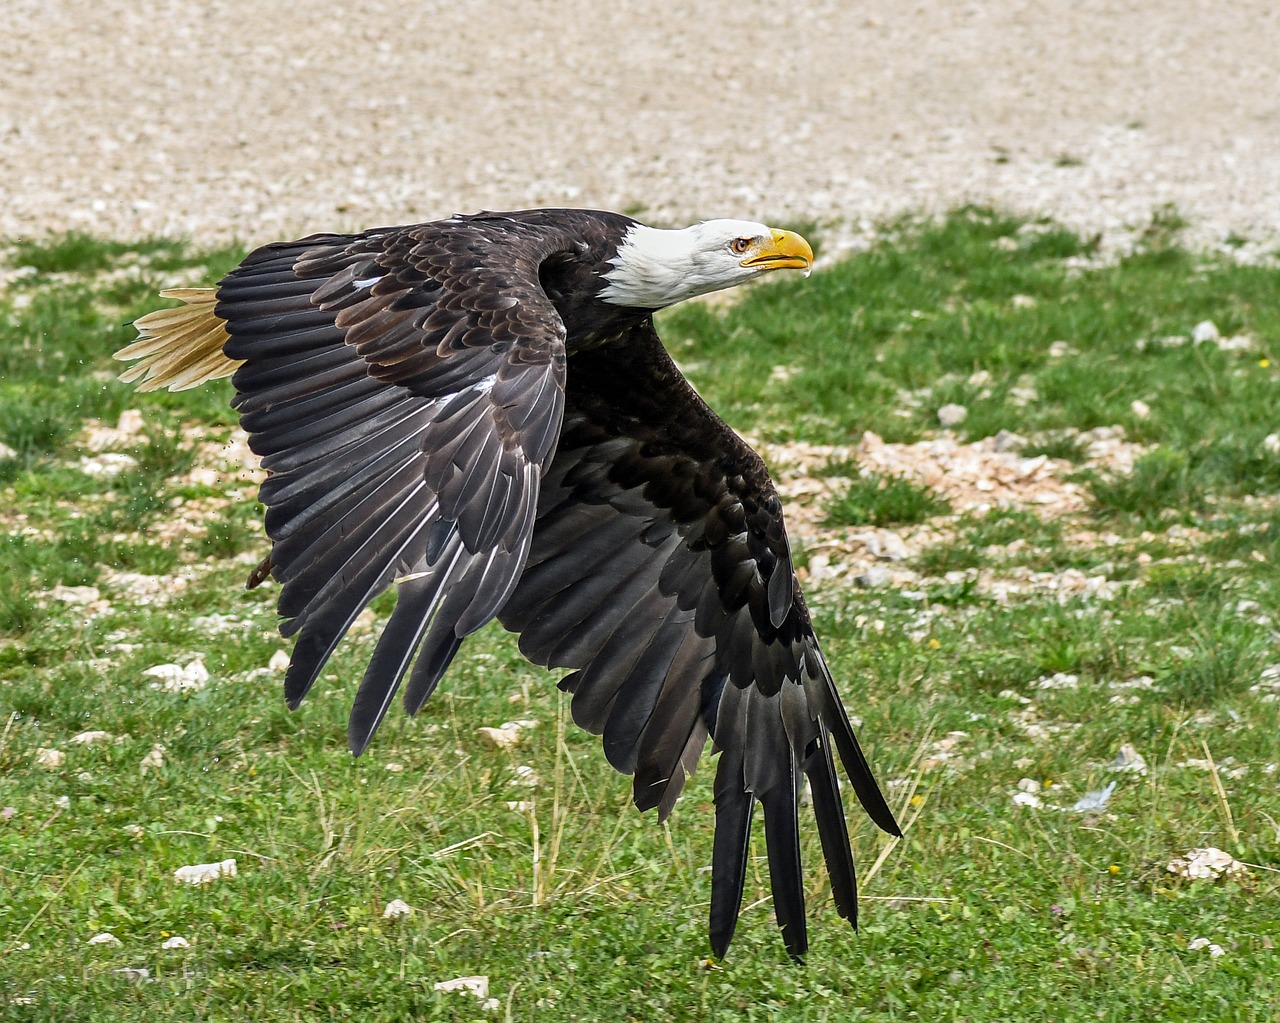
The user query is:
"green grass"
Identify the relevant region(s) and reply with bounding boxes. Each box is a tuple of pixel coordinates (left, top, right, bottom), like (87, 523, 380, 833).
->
(2, 212, 1279, 1021)
(823, 470, 951, 527)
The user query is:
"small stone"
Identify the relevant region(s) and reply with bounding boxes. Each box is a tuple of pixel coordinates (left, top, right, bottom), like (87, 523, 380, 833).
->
(139, 743, 166, 774)
(88, 932, 123, 946)
(1167, 847, 1246, 880)
(435, 976, 490, 1000)
(51, 584, 100, 605)
(173, 858, 237, 885)
(161, 935, 190, 949)
(1191, 320, 1220, 344)
(854, 567, 889, 589)
(1130, 399, 1151, 419)
(992, 429, 1027, 452)
(71, 731, 114, 745)
(112, 967, 150, 984)
(268, 649, 291, 672)
(863, 529, 910, 561)
(478, 725, 522, 749)
(116, 409, 146, 437)
(78, 452, 139, 478)
(1109, 743, 1148, 775)
(1047, 340, 1073, 357)
(513, 765, 539, 787)
(382, 898, 413, 919)
(144, 658, 209, 693)
(1011, 294, 1037, 308)
(1263, 434, 1280, 456)
(35, 747, 65, 769)
(937, 403, 968, 427)
(1012, 790, 1043, 809)
(384, 762, 404, 773)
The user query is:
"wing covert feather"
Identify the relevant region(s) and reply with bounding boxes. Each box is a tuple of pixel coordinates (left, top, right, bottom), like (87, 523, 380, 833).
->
(214, 222, 575, 752)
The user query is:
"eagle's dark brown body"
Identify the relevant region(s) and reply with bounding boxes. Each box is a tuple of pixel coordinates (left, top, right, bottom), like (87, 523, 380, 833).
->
(119, 208, 899, 959)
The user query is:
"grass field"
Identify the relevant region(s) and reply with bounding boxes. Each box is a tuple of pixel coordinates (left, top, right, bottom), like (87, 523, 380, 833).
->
(1, 210, 1278, 1021)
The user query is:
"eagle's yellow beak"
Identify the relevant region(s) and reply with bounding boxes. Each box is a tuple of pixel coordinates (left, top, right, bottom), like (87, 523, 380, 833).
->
(739, 229, 814, 272)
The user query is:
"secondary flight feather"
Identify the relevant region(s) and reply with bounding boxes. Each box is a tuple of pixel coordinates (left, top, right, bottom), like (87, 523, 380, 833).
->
(116, 207, 901, 958)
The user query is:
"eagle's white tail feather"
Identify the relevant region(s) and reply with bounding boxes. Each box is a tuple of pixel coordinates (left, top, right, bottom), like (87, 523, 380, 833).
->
(115, 288, 241, 392)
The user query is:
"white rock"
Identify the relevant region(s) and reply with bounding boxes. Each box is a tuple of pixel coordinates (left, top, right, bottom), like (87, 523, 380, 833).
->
(1263, 433, 1280, 456)
(1032, 672, 1079, 690)
(173, 858, 237, 885)
(1012, 791, 1043, 809)
(78, 452, 139, 478)
(139, 743, 166, 773)
(1047, 340, 1073, 357)
(34, 747, 65, 768)
(434, 976, 490, 1000)
(937, 403, 968, 427)
(478, 725, 522, 749)
(112, 967, 150, 983)
(863, 529, 910, 562)
(506, 800, 534, 812)
(513, 765, 539, 787)
(144, 658, 209, 693)
(1130, 399, 1151, 419)
(71, 730, 114, 745)
(382, 898, 413, 920)
(51, 584, 100, 605)
(1016, 778, 1042, 793)
(992, 429, 1027, 452)
(123, 823, 146, 838)
(54, 795, 71, 810)
(116, 409, 146, 437)
(0, 440, 17, 460)
(268, 649, 291, 672)
(384, 762, 404, 773)
(1109, 743, 1148, 775)
(88, 932, 122, 946)
(1191, 320, 1220, 344)
(161, 935, 190, 949)
(854, 567, 889, 589)
(1166, 847, 1246, 880)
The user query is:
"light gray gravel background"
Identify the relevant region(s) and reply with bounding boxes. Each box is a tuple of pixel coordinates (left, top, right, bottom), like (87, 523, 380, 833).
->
(3, 1, 1278, 252)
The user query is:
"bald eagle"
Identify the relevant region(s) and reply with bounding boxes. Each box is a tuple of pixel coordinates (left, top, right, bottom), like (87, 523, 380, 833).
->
(116, 208, 900, 958)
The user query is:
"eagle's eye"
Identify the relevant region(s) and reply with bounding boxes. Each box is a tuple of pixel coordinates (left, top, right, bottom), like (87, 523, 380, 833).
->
(730, 237, 752, 255)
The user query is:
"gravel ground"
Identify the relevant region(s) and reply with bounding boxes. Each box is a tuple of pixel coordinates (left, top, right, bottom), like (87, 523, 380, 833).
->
(3, 1, 1278, 253)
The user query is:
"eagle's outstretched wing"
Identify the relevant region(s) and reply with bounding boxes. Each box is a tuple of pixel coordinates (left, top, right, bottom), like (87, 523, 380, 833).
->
(500, 321, 900, 958)
(212, 221, 573, 753)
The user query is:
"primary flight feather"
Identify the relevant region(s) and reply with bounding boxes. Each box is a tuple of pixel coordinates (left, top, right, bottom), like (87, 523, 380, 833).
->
(116, 208, 900, 958)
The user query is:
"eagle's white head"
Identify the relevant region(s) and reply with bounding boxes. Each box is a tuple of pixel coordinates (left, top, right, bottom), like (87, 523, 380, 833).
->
(599, 219, 813, 310)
